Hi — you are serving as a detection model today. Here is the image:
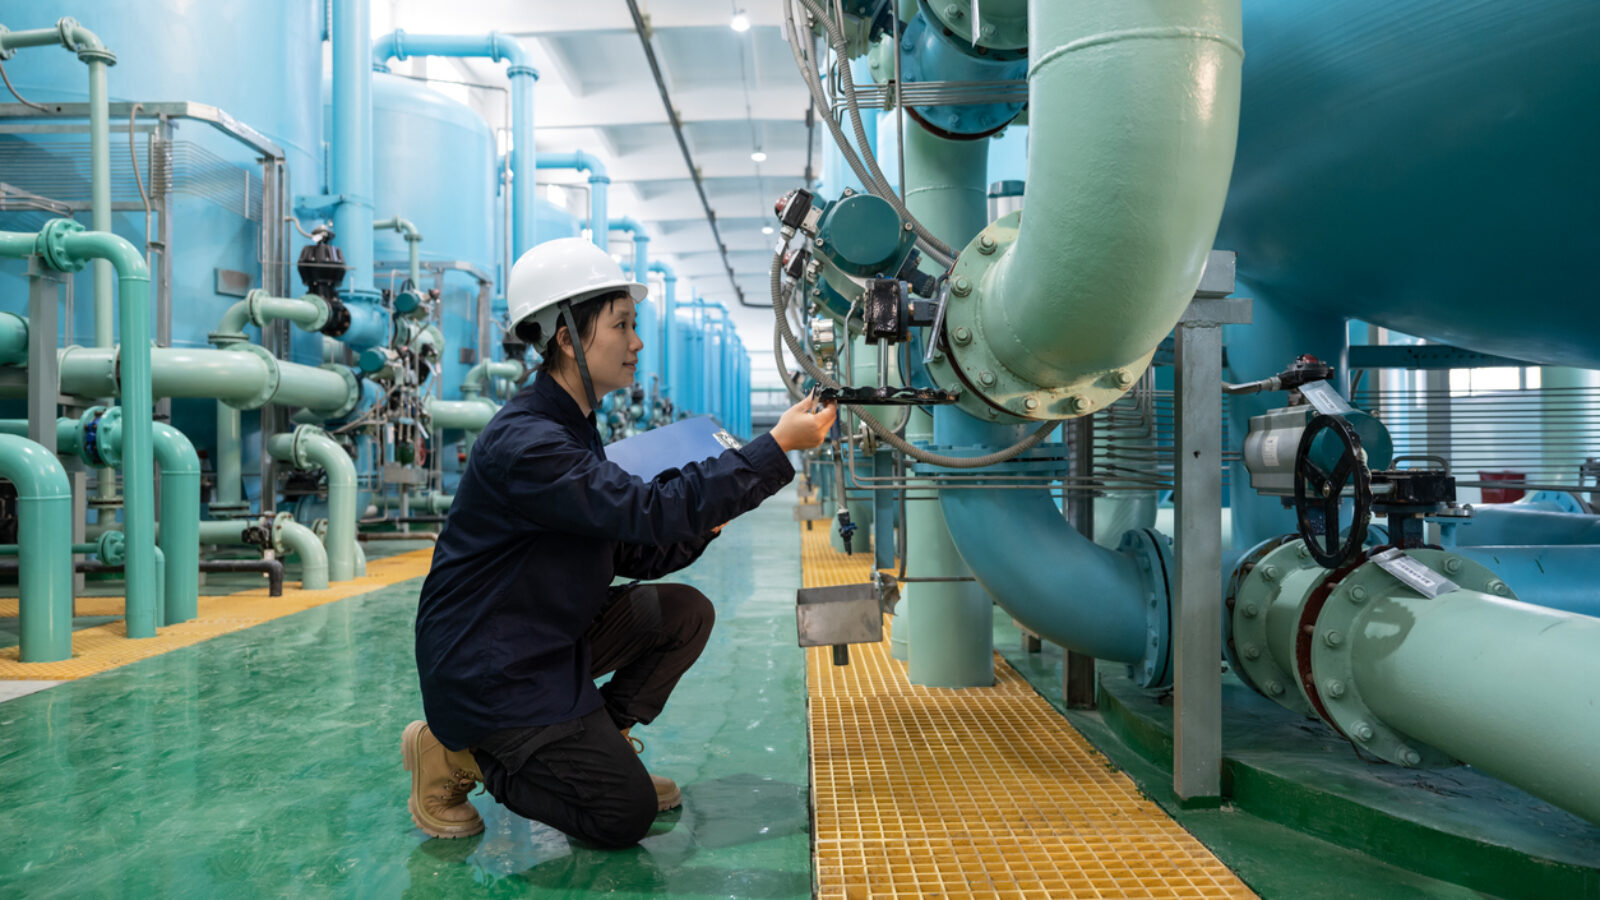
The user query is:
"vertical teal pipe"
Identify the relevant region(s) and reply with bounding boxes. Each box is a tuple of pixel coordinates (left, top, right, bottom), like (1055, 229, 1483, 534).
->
(901, 123, 1000, 687)
(215, 404, 244, 510)
(331, 0, 376, 296)
(56, 226, 159, 639)
(650, 262, 678, 403)
(0, 435, 73, 662)
(371, 30, 539, 256)
(88, 58, 112, 348)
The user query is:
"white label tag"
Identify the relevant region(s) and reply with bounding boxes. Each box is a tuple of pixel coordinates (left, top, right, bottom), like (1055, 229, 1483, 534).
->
(1300, 380, 1355, 416)
(1370, 548, 1459, 599)
(713, 430, 743, 450)
(1262, 432, 1281, 467)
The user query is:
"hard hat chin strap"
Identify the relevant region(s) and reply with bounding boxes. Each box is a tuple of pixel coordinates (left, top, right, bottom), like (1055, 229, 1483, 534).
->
(558, 301, 600, 413)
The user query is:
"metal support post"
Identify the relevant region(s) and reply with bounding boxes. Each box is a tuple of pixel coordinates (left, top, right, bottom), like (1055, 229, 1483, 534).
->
(1172, 281, 1251, 802)
(26, 259, 61, 452)
(1064, 417, 1098, 709)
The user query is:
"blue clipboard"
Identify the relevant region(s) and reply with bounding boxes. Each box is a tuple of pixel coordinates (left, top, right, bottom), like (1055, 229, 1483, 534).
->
(603, 416, 745, 481)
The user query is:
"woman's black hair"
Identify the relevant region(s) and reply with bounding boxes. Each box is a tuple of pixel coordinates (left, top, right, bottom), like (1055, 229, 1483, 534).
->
(518, 290, 628, 376)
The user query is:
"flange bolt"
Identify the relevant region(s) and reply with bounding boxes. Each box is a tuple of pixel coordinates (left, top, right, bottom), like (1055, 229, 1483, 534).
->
(977, 235, 997, 255)
(1488, 580, 1509, 596)
(1401, 748, 1422, 766)
(1349, 585, 1368, 604)
(1241, 602, 1259, 618)
(1023, 397, 1039, 411)
(952, 277, 972, 297)
(1443, 557, 1462, 574)
(1261, 565, 1280, 582)
(978, 370, 996, 387)
(1353, 722, 1374, 742)
(1323, 630, 1344, 648)
(1324, 679, 1346, 698)
(1242, 644, 1261, 661)
(1265, 680, 1285, 696)
(952, 326, 972, 345)
(1070, 395, 1091, 413)
(1115, 369, 1135, 388)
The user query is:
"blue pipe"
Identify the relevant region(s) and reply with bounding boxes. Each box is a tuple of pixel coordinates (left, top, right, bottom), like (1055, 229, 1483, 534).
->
(538, 152, 608, 248)
(372, 29, 539, 259)
(649, 261, 677, 401)
(1444, 505, 1600, 547)
(331, 0, 377, 300)
(1454, 545, 1600, 618)
(611, 220, 655, 399)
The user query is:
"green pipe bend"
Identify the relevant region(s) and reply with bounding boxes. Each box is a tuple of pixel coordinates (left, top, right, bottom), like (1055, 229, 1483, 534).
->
(272, 513, 329, 590)
(0, 311, 27, 366)
(462, 359, 524, 397)
(267, 427, 357, 582)
(0, 434, 73, 662)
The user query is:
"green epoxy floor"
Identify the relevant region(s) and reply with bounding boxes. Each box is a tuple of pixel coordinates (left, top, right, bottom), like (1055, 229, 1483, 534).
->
(0, 490, 810, 899)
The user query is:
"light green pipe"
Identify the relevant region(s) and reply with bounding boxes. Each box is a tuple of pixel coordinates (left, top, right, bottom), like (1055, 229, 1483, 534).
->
(0, 311, 27, 366)
(212, 290, 329, 344)
(266, 427, 357, 582)
(461, 359, 523, 398)
(1352, 588, 1600, 826)
(374, 217, 423, 285)
(0, 542, 97, 555)
(959, 0, 1243, 411)
(44, 345, 357, 414)
(372, 490, 454, 515)
(0, 434, 73, 662)
(901, 125, 999, 688)
(215, 404, 244, 511)
(425, 396, 496, 431)
(273, 515, 329, 590)
(25, 222, 160, 639)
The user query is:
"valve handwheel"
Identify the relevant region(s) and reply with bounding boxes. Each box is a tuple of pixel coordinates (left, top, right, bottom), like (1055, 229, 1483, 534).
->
(1293, 413, 1372, 568)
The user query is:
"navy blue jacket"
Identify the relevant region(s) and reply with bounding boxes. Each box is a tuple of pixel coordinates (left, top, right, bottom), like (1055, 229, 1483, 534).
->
(415, 372, 794, 750)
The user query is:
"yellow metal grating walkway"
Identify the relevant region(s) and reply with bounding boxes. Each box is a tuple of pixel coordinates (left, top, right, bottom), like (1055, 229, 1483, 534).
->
(802, 524, 1255, 899)
(0, 548, 434, 680)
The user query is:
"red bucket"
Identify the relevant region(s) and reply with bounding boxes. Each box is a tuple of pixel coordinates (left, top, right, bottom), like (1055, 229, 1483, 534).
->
(1478, 470, 1526, 503)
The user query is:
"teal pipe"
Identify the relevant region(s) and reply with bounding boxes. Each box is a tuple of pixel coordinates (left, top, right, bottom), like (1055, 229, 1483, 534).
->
(212, 291, 329, 344)
(266, 427, 357, 582)
(331, 0, 376, 296)
(537, 152, 609, 246)
(425, 397, 496, 431)
(273, 514, 329, 591)
(1351, 587, 1600, 825)
(215, 404, 244, 512)
(961, 0, 1243, 411)
(461, 359, 523, 398)
(372, 29, 539, 257)
(47, 409, 200, 625)
(0, 311, 27, 366)
(43, 346, 357, 415)
(0, 434, 73, 662)
(374, 217, 422, 285)
(649, 261, 677, 401)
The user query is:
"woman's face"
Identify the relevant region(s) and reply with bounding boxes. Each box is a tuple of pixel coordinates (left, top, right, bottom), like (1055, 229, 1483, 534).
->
(574, 298, 643, 396)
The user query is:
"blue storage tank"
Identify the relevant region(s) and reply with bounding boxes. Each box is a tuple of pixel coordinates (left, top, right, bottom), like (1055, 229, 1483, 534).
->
(1217, 0, 1600, 369)
(0, 0, 323, 464)
(363, 71, 497, 399)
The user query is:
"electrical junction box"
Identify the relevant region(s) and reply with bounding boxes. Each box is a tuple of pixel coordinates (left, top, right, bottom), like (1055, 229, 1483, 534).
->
(603, 415, 743, 482)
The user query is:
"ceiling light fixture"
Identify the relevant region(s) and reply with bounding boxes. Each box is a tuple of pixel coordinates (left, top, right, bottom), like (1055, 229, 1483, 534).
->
(730, 10, 751, 32)
(762, 226, 775, 235)
(751, 149, 767, 162)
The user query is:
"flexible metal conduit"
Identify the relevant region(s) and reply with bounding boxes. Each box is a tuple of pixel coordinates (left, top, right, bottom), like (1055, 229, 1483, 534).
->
(373, 29, 538, 257)
(0, 434, 72, 661)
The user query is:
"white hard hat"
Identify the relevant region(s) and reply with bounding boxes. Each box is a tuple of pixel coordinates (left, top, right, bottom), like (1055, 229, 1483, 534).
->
(507, 237, 647, 347)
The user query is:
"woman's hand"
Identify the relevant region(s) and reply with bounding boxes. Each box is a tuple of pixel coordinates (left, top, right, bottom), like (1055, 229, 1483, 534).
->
(771, 391, 838, 452)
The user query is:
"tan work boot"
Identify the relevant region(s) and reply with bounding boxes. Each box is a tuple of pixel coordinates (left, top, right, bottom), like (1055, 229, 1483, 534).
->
(622, 727, 682, 812)
(402, 720, 485, 838)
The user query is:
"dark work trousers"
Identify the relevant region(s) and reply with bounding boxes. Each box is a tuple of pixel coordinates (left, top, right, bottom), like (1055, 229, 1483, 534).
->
(470, 583, 715, 848)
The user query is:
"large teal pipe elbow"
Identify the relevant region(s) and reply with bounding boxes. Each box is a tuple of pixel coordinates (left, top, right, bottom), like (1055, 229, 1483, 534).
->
(0, 435, 73, 662)
(943, 0, 1243, 417)
(939, 487, 1155, 664)
(371, 29, 538, 256)
(0, 311, 27, 366)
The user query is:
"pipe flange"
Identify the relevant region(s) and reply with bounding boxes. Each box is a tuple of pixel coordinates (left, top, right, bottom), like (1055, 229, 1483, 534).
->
(920, 0, 1028, 57)
(319, 364, 362, 419)
(1304, 548, 1512, 768)
(278, 425, 326, 470)
(96, 529, 127, 566)
(929, 212, 1153, 422)
(35, 218, 87, 273)
(1118, 527, 1174, 689)
(268, 511, 298, 555)
(92, 406, 125, 467)
(1225, 537, 1323, 715)
(299, 292, 332, 332)
(220, 342, 280, 410)
(311, 518, 329, 542)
